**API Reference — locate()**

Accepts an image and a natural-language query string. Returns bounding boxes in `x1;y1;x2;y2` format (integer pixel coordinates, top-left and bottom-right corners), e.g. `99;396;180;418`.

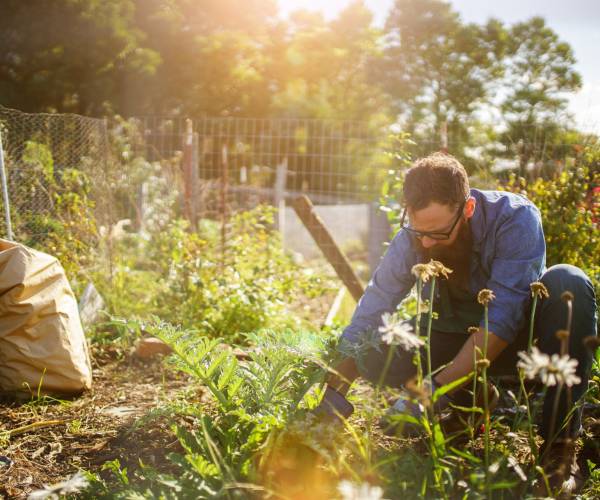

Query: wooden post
221;144;228;268
440;120;448;154
292;195;364;302
182;119;194;226
191;131;199;227
368;201;391;275
273;157;287;234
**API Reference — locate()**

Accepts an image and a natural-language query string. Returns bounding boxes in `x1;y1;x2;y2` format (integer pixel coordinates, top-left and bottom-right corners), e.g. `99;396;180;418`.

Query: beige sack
0;239;92;396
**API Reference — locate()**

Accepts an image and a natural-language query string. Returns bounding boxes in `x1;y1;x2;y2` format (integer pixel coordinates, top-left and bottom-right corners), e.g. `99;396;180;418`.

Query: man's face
408;199;476;288
407;201;469;250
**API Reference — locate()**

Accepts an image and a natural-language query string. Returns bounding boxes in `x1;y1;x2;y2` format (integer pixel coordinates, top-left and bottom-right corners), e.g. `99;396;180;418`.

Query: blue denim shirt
341;189;546;345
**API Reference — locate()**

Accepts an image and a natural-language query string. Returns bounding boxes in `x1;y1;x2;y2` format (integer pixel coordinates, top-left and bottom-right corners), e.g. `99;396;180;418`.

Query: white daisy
379;313;424;351
338;480;384;500
517;347;581;387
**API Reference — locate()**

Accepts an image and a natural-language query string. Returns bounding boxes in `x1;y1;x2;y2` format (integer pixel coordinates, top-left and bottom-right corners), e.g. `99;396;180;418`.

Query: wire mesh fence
0;105;597;297
0;106;110;249
136;116;393;277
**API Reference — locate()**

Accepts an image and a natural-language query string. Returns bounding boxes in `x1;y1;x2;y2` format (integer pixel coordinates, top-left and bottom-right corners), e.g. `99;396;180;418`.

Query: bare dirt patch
0;346;189;499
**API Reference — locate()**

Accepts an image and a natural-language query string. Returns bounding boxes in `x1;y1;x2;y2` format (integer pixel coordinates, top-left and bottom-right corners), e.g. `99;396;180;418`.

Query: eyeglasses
400;200;466;241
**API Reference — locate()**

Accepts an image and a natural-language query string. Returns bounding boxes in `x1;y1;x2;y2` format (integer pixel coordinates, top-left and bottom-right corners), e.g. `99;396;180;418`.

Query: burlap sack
0;239;92;396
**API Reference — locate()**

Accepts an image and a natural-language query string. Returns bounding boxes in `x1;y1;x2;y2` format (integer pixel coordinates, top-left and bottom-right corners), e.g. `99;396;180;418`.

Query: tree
267;2;393;195
0;0;159;115
131;0;278;116
499;17;582;177
377;0;507;168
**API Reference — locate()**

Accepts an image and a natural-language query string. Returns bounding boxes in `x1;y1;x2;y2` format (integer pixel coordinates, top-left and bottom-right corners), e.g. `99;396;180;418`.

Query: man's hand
435;327;508;388
382;377;453;436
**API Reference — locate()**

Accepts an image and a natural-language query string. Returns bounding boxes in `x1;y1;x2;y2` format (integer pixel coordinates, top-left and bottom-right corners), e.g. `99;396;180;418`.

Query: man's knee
358;345;416;388
540;264;595;302
538;263;597;347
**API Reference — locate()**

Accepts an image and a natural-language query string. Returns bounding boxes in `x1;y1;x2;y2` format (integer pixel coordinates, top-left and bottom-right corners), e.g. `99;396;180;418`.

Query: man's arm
326;230;418;396
434;327;508;388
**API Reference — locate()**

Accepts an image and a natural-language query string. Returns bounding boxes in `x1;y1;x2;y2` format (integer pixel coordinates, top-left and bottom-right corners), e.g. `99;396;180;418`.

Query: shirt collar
469;189;485;254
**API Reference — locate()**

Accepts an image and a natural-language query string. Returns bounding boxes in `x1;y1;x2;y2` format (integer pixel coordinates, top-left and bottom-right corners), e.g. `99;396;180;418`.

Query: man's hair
403;153;470;210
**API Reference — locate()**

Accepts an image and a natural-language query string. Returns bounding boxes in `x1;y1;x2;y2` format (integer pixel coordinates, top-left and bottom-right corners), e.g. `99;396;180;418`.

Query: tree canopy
0;0;592;177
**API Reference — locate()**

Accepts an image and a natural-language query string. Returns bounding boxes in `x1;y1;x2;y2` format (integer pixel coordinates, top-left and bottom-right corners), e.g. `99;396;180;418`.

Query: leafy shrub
84;321;336;498
93;206;334;342
500;162;599;294
9;140;97;284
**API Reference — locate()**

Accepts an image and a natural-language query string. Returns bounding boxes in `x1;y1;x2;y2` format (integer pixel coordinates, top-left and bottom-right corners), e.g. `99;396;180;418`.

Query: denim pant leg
536;264;598;441
358;330;467;388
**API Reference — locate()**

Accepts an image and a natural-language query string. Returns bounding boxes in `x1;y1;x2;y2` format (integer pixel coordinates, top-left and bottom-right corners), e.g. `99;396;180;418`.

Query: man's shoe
312;386;354;422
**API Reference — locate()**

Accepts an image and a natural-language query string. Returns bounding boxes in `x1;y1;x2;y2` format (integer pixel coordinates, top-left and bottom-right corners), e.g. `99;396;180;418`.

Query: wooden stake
292;195;364;302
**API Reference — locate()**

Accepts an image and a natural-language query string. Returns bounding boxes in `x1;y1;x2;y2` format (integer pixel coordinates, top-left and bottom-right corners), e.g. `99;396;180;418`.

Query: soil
0;345;190;499
1;343;599;499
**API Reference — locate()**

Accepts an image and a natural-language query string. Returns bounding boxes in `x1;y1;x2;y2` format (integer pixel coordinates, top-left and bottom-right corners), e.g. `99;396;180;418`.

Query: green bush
500;161;599;294
93;206;334;343
9;140;97;284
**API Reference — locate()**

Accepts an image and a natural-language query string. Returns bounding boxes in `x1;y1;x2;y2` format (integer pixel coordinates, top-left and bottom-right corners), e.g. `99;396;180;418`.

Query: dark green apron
420;278;483;335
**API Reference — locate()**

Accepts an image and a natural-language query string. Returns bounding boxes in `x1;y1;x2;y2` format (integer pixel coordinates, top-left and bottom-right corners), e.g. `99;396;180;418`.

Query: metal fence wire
0;106;596;289
0;105;110;249
135;117;394;275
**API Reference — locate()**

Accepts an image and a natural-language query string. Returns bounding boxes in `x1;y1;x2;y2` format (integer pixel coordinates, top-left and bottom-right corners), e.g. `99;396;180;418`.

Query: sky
278;0;600;132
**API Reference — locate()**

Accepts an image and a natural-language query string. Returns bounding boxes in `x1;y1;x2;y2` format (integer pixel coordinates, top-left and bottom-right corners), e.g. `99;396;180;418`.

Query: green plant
92;206;333;343
82;319;336;498
9;140;97;284
501;161;599;294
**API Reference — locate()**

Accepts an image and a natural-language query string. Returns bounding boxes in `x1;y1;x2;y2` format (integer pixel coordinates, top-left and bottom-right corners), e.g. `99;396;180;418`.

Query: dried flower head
338;481;384;500
530;281;549;299
417;301;430;315
476;359;490;370
411;263;434;283
477;289;496;306
429;259;453;279
379;313;424;351
517;347;581;387
561;291;575;303
405;377;430;406
467;326;480;335
583;335;600;352
555;329;570;342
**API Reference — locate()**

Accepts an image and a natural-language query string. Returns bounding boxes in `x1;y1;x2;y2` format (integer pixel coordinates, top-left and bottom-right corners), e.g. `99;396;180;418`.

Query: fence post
440;120;448;154
368;201;391;275
0;129;13;241
182;119;195;228
273;157;287;236
221;144;229;268
292;195;364;302
191;130;199;227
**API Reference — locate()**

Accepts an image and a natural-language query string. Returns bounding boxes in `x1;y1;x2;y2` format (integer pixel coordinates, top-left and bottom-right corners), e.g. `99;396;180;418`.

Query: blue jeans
355;264;597;442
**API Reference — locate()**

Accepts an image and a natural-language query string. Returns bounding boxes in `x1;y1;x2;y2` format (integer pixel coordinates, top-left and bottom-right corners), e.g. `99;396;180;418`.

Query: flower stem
426;277;436;380
482;304;490;492
512;294;539;432
415;279;424;386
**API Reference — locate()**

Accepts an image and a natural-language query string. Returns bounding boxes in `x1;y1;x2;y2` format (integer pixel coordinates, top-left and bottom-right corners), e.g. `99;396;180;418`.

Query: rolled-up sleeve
481;205;546;343
341;230;418;345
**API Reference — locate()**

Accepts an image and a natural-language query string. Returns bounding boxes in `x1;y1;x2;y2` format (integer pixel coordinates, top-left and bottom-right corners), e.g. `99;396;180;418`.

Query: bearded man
314;153;597;493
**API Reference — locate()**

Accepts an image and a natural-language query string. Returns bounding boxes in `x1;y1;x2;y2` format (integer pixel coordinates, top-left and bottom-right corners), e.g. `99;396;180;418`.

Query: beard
415;219;473;292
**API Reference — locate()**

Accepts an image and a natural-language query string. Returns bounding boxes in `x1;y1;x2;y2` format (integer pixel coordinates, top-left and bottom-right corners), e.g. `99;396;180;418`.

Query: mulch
1;343;599;499
0;346;190;499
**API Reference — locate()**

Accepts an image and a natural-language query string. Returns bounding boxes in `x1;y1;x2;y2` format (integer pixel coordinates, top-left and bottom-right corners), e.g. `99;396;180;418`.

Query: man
315;153;597;490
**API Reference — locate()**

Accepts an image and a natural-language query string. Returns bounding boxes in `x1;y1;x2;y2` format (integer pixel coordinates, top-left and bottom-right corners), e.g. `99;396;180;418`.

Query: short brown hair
403;153;469;210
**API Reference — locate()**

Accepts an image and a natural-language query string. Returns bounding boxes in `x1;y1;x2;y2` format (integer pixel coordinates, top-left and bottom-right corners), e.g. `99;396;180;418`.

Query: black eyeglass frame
400;199;467;241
